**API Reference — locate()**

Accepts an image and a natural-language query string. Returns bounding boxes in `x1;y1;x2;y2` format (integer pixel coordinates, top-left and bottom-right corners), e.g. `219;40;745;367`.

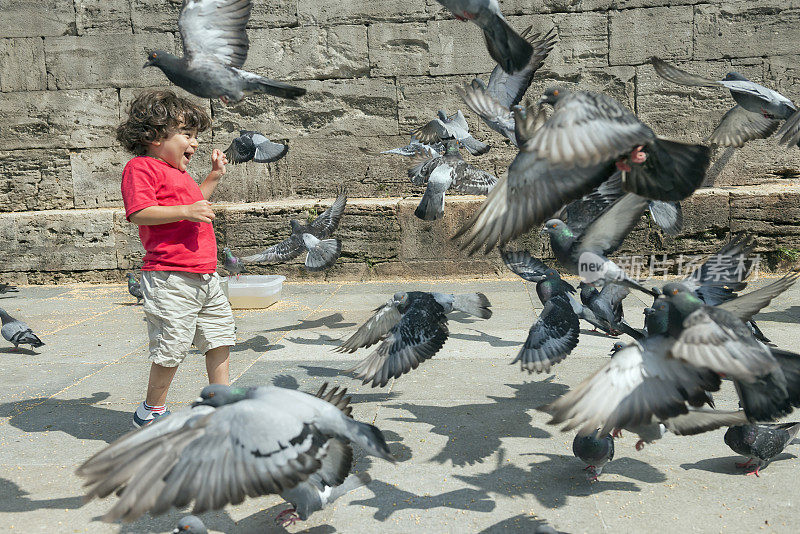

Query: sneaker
132;408;171;429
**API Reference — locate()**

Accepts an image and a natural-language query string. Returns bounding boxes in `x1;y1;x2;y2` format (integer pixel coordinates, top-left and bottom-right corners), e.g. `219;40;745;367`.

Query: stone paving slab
1;277;799;533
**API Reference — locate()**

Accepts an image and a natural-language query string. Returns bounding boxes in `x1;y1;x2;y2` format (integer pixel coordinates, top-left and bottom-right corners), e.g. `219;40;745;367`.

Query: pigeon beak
191;397;203;407
643;307;654;316
540;228;547;236
536;96;547;105
143;60;153;69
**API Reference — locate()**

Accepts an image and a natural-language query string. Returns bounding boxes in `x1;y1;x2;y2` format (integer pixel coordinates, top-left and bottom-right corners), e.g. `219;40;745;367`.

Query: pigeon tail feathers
452;293;493;319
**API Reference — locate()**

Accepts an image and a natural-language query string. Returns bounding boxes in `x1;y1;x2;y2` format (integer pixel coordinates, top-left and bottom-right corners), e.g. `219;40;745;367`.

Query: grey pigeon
652;57;797;147
541;299;722;436
0;308;44;350
458;27;557;144
144;0;305;104
224;130;288;164
126;273;143;304
454;91;709;255
173;515;206;534
724;422;800;476
622;408;748;451
242;193;346;272
578;282;634;336
222;247;247;277
276;384;371;526
511;269;580;374
381;138;445;157
434;0;533;74
412;110;489;156
76;383;395;522
409;141;498;221
0;283;18;294
336;291;492;387
572;430;614;481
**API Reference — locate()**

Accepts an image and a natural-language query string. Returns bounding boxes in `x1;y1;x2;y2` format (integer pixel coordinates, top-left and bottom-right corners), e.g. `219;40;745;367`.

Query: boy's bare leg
145;362;178;407
206;345;230;385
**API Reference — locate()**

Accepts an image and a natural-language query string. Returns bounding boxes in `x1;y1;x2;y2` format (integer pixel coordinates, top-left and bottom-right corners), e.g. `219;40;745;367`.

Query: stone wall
1;0;799;282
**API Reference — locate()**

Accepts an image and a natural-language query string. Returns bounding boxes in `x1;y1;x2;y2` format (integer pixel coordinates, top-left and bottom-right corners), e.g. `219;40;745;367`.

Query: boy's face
146;122;199;172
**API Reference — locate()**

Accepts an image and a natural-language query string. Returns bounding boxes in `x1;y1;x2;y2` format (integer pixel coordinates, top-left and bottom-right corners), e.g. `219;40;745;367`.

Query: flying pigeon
622;408;748;451
126;273;143;304
578;282;634;336
453;91;710;255
224;130;288;164
433;0;534;74
173;516;207;534
0;308;44;350
651;57;798;147
242;192;346;272
512;269;580;373
408;141;498;221
412;110;489;156
276;384;371;526
76;383;395;522
222;247;247;278
336;291;492;387
572;430;614;481
724;422;800;476
143;0;305;104
0;283;18;294
381;138;445;157
458;27;557;144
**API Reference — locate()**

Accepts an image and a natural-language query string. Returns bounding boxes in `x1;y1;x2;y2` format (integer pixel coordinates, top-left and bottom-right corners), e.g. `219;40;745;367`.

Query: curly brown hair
116;90;211;155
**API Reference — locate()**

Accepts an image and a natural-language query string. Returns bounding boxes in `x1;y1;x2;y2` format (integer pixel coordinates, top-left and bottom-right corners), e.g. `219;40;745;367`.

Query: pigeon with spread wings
224;130;288;163
412;110;489;156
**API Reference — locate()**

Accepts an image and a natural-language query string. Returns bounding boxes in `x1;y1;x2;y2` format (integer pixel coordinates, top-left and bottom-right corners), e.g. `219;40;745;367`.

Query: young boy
117;90;235;428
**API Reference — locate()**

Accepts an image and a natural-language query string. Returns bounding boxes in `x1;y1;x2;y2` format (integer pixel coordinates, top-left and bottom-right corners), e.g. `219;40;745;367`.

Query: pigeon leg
275;508;301;526
615;159;632;172
612;429;623;438
220;95;230;105
735;458;754;468
583;464;595;471
745;466;761;477
587;468;600;482
634;439;646;451
630;145;647;164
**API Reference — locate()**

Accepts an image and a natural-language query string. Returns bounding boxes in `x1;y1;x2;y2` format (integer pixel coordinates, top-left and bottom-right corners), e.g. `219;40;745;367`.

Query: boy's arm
130;201;215;225
199;149;227;199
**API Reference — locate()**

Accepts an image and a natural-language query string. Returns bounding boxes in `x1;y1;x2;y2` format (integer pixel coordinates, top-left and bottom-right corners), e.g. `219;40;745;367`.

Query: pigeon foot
220;96;230;105
275;508;301;526
745;467;761;477
612;429;623;438
583;465;595;471
634;439;646;451
630;145;647;164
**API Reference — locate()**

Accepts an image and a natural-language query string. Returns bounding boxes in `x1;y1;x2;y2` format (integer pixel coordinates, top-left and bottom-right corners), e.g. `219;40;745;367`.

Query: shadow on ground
0;478;84;513
264;313;356;333
449;329;520;348
680;453;796;475
0;392;131;443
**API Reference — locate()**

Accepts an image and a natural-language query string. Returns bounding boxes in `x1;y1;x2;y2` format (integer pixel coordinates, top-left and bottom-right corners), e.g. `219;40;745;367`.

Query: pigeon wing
575;193;649;257
224;134;255;164
310;193;348;238
651;57;721;88
450;161;498;195
458;80;516;142
179;0;252;68
511;296;580;373
552;171;625;239
487;27;557;109
716;270;800;321
500;249;549;282
663;408;748;436
707;105;780;147
252;134;289;163
412;119;450;145
336;300;403;353
407;147;444;185
241;235;304;263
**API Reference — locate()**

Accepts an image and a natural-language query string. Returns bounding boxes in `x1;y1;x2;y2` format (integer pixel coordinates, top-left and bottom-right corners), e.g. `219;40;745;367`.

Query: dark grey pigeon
224;130;288;164
453;91;709;255
408;141;497;221
0;308;44;350
434;0;533;74
579;282;633;336
542;299;722;436
0;283;18;294
724;422;800;476
512;269;580;374
459;27;556;144
126;273;143;304
173;515;206;534
572;430;614;481
242;193;346;272
652;58;797;147
276;384;371;526
144;0;305;104
381;138;445;157
336;291;492;387
222;247;247;277
76;383;395;523
412;110;489;156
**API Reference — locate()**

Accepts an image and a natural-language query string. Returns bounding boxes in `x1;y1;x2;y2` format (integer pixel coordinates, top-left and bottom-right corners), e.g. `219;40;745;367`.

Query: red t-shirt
121;156;217;272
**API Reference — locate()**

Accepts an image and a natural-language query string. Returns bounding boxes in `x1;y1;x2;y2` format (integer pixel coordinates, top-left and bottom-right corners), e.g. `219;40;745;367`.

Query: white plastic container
221;274;285;309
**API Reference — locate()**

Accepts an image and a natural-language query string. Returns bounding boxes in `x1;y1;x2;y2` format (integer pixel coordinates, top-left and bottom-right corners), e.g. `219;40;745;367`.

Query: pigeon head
662;282;703;316
173;515;207;534
609;341;626;356
538;87;568;107
392;291;410;309
542;219;573;241
644;299;671;335
579;282;597;299
437;110;448;121
723;72;749;82
143;49;178;69
444;139;461;155
193;384;248;408
0;308;10;323
222;247;236;260
126;272;136;281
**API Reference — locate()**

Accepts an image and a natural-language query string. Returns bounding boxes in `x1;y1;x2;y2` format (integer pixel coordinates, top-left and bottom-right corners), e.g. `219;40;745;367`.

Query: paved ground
2;276;800;533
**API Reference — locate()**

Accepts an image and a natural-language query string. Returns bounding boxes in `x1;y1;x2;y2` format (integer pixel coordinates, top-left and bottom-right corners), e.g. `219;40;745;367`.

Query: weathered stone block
114;209;146;270
707;143;800;187
247;25;369;81
75;0;132;35
0;149;73;212
731;184;800;250
550;12;608;68
297;0;431;25
130;0;183;34
610;6;693;65
0;1;76;38
397;74;483;132
119;86;212;119
500;0;611;14
0;89;119;150
428;19;496;75
45;33;177;89
764;55;800;102
249;0;298;28
212;78;399;139
694;1;800;60
70;148;131;208
368;22;430;77
0;209;116;271
0;38;47;92
207;150;294;203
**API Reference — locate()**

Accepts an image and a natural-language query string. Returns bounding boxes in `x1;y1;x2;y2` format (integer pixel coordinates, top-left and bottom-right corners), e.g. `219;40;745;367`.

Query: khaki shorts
141;271;235;367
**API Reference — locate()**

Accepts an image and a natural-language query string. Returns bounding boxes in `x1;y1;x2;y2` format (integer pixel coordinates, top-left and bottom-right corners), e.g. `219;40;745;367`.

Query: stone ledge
3;184;800;283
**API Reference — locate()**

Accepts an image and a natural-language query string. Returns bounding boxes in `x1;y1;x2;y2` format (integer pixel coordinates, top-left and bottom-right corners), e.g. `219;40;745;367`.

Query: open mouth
183;151;193;162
